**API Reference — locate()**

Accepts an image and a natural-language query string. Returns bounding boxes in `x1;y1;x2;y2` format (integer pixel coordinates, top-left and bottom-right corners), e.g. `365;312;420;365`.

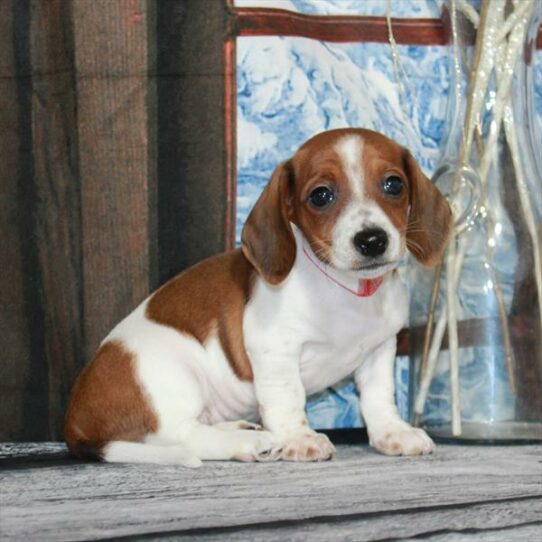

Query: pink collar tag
302;245;384;298
357;276;384;297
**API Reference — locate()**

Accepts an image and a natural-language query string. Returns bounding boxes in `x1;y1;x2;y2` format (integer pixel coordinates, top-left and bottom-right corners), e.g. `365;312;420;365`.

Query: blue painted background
234;0;542;429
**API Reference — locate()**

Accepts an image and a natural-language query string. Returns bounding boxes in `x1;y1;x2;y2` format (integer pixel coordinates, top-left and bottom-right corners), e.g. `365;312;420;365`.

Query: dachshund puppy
65;128;452;467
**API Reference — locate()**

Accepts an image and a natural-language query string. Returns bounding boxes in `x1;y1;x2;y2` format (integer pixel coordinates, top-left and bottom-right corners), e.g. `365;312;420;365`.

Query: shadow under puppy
65;128;452;467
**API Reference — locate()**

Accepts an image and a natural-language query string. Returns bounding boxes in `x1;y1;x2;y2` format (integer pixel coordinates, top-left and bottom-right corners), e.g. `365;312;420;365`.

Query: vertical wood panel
0;0;41;440
157;0;229;282
72;0;156;358
28;0;82;439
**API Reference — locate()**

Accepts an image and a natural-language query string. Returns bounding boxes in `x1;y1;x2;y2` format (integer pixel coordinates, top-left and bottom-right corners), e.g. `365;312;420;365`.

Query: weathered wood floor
1;442;541;541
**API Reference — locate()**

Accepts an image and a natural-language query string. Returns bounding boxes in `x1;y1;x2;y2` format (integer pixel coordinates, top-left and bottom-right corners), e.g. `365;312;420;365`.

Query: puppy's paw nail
234;431;281;462
257;446;282;462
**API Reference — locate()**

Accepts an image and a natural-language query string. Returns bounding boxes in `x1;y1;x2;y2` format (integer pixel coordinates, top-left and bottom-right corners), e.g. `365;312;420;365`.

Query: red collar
302;245;384;297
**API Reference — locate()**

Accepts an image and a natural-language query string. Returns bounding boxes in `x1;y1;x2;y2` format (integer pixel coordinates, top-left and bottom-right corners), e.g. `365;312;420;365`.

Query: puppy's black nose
353;228;388;257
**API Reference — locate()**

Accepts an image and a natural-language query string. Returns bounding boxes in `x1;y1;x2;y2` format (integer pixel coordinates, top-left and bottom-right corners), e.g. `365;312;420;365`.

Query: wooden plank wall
156;0;230;282
73;0;157;359
0;0;229;441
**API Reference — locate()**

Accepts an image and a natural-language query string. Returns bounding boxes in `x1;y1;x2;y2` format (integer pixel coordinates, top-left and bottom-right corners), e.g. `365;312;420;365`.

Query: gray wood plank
0;442;67;459
1;444;541;541
409;524;542;541
138;500;542;541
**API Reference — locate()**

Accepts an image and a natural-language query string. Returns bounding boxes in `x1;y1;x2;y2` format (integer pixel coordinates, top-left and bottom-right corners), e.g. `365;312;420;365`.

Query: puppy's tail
69;439;202;468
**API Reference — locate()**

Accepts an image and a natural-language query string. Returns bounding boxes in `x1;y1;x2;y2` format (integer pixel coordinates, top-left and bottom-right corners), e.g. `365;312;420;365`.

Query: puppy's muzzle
353;228;389;258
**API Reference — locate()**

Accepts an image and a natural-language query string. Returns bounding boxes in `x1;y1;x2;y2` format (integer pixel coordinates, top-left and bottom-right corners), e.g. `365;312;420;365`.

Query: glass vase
409;0;542;441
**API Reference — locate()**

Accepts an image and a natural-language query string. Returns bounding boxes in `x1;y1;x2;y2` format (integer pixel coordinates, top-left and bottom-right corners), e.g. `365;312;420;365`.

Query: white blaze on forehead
330;134;404;272
334;135;364;198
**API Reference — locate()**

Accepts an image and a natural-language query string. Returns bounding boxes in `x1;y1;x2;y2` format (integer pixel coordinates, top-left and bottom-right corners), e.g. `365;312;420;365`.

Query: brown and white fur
65;128;452;467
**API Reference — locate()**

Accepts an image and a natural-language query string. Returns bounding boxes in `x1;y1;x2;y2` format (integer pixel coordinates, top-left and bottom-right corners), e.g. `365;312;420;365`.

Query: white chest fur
243;242;408;398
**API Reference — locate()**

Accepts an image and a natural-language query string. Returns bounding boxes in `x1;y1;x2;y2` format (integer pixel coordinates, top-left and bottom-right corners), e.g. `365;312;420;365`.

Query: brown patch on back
146;250;255;381
64;341;158;460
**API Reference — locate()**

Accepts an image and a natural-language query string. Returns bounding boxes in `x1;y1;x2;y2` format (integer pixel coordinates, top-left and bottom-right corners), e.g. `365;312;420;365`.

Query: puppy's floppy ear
241;160;296;285
404;151;453;267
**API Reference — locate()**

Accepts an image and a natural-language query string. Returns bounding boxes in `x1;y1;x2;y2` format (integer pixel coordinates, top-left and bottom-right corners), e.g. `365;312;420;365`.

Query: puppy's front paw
281;432;336;462
370;423;435;456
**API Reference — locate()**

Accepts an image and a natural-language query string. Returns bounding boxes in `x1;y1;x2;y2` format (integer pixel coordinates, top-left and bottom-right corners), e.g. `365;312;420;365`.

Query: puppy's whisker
402;226;447;241
406;238;426;258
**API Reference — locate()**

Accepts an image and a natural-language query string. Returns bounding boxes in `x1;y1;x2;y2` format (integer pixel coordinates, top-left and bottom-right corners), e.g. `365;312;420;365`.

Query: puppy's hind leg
185;422;282;462
140;359;279;462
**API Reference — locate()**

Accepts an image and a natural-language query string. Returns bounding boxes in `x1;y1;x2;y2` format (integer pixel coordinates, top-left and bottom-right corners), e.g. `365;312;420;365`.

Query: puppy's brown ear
404;151;453;266
241;160;296;285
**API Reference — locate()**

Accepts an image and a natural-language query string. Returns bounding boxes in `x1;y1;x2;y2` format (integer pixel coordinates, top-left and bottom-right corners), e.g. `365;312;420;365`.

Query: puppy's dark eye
308;186;335;209
382;176;404;197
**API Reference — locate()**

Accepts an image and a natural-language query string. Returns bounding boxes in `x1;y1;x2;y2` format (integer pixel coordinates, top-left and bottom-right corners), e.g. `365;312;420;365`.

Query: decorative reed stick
499;1;542;332
413;246;465;421
412;262;442;427
472;127;517;394
446;236;461;435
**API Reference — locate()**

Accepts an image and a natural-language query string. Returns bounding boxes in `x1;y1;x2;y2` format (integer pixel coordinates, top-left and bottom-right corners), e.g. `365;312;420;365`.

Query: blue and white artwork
237;36;448;428
235;7;542;430
237;38;449;242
